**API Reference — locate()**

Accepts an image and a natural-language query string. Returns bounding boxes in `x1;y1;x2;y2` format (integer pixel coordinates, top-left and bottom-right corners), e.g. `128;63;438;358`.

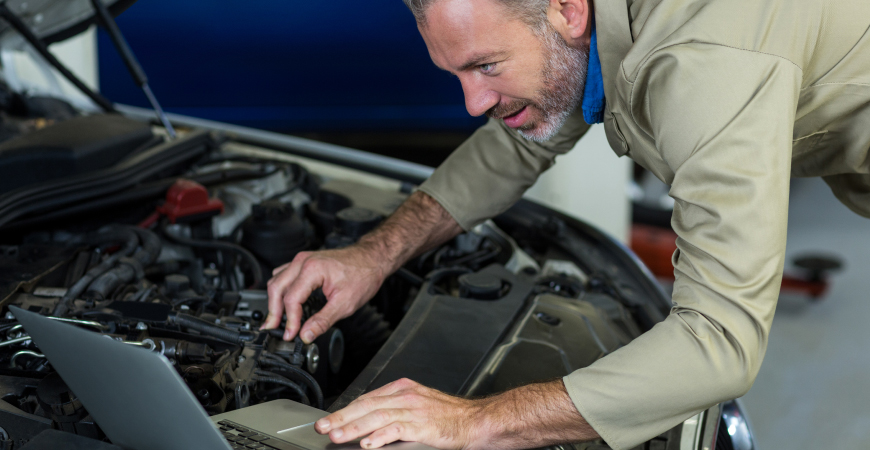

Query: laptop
9;306;429;450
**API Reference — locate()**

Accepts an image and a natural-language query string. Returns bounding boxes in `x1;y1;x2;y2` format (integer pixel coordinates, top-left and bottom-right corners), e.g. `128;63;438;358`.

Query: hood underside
0;0;135;45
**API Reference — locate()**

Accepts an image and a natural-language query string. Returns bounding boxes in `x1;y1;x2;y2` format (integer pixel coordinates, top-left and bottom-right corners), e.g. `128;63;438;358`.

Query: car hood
0;0;136;45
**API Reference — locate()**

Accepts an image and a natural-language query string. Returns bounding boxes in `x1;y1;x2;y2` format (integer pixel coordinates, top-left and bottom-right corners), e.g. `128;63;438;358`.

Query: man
263;0;870;448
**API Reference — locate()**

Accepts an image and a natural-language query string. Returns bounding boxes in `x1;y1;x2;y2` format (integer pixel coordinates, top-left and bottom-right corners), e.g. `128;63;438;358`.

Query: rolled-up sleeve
418;109;590;230
563;44;801;450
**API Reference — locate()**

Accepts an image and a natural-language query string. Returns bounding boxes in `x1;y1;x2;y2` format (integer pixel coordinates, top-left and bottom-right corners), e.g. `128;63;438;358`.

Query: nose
460;76;499;117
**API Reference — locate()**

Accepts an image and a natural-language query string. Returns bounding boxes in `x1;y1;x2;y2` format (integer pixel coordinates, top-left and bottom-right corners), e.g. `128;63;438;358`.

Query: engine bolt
237;356;246;364
136;322;148;331
305;344;320;374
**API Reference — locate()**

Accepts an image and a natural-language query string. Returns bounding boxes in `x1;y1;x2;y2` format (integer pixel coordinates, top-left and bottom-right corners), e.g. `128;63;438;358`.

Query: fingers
265;247;384;342
282;300;304;341
362;421;425;449
298;294;352;344
263;254;308;331
316;380;419;435
281;263;325;341
324;408;411;444
315;380;474;450
272;262;291;276
316;395;394;436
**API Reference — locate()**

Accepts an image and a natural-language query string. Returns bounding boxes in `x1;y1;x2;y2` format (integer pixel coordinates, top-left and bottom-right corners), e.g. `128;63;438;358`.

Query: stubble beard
488;29;589;143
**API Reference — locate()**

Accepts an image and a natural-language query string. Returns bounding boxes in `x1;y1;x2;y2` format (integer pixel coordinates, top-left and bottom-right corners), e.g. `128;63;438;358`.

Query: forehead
419;0;540;71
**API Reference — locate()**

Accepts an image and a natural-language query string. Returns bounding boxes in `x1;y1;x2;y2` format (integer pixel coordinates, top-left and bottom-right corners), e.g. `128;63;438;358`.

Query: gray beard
517;30;589;143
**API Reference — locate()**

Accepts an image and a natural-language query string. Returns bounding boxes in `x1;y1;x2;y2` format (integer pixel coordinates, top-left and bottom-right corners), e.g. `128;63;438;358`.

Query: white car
0;2;754;450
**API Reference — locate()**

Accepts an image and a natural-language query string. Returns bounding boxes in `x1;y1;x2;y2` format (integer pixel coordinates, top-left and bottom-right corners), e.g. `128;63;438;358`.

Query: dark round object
242;200;313;270
36;373;87;422
308;190;353;236
458;272;503;300
315;190;352;214
335;207;384;240
793;255;843;273
251;200;294;222
164;274;190;295
314;328;345;375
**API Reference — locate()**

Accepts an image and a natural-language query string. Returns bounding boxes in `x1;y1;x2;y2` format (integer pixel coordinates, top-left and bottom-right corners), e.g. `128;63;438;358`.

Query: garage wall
524;124;632;243
8;26;98;103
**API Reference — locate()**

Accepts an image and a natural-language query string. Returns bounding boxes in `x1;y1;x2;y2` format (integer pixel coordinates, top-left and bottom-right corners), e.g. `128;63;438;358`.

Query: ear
548;0;592;45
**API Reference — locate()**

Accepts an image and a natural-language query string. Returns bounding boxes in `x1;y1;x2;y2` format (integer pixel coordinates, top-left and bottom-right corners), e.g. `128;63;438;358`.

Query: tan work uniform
418;0;870;448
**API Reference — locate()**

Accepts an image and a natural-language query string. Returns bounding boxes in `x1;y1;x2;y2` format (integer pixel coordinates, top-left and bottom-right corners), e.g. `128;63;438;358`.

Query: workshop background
26;0;870;447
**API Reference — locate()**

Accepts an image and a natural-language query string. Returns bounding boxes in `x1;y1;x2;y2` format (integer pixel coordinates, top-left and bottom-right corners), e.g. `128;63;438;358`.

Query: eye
478;63;496;74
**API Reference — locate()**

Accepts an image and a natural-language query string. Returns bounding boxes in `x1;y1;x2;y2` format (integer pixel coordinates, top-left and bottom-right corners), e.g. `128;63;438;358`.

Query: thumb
299;299;351;344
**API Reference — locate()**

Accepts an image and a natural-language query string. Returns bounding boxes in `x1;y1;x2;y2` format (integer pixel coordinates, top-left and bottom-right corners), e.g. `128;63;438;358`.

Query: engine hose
258;358;324;409
253;372;310;406
132;227;163;264
161;223;264;289
86;227;162;299
168;313;255;344
54;227;139;316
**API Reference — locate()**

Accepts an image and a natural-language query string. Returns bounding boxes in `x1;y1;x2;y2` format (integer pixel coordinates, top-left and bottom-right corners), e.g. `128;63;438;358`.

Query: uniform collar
592;0;634;114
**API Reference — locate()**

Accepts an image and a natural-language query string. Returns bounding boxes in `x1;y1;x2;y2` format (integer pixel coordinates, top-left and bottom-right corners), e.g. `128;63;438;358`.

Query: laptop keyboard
218;420;303;450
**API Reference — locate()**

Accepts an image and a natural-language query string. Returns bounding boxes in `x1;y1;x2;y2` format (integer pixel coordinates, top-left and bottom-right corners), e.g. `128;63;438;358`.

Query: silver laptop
9;306;428;450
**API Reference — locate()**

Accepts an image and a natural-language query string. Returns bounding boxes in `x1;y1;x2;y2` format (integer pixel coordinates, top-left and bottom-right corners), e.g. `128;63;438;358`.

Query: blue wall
98;0;485;132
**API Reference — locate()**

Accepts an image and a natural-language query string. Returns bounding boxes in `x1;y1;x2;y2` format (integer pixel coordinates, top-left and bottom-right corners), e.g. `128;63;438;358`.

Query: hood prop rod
90;0;176;139
0;4;115;113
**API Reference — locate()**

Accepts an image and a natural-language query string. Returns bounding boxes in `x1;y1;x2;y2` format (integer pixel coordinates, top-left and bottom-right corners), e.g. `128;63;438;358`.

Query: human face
419;0;589;142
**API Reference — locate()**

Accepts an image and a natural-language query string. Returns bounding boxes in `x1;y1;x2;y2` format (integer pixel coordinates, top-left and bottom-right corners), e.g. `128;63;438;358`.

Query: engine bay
0;117;672;448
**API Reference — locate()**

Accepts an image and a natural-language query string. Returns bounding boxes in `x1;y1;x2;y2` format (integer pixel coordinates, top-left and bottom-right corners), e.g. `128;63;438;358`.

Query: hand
314;378;483;450
263;245;387;343
315;378;599;450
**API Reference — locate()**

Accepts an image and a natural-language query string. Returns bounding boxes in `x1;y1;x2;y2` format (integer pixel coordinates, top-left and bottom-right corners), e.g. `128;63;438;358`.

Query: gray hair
402;0;551;31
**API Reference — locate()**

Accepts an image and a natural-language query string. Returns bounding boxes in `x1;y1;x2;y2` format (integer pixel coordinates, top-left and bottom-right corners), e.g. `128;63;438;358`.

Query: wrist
465;381;598;450
351;236;396;282
461;388;527;450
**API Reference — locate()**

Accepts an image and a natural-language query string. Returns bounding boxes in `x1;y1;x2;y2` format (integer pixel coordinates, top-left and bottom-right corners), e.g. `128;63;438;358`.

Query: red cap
157;179;224;223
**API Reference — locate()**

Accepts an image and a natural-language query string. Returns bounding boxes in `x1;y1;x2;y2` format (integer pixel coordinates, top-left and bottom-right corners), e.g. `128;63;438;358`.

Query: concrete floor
740;177;870;449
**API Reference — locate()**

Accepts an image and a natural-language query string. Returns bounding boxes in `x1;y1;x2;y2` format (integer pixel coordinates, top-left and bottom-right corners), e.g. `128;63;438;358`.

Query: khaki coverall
417;0;870;448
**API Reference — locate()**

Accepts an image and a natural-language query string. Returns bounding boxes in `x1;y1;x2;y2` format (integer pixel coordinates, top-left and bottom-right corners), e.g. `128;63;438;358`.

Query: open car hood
0;0;135;45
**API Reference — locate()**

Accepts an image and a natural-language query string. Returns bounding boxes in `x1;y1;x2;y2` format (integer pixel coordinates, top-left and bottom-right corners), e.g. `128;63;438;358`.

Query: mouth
501;106;529;129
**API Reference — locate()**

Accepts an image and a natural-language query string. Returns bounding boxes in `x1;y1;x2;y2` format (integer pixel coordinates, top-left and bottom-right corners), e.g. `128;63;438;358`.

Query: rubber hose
253;373;310;406
54;227;139;316
132;227;162;264
86;265;136;300
259;359;324;409
168;313;255;344
87;227;162;299
161;223;264;289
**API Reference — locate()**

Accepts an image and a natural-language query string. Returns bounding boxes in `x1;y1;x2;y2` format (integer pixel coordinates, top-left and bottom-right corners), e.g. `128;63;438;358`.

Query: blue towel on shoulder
581;28;606;125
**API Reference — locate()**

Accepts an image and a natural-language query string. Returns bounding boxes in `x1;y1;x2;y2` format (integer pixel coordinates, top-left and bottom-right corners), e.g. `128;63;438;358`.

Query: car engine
0;112;700;449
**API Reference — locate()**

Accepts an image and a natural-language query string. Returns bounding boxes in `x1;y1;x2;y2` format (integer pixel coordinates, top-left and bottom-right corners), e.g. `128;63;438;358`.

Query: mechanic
263;0;870;448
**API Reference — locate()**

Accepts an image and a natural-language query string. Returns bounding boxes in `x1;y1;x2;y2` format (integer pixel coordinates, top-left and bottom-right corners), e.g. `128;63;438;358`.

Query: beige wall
523;124;632;243
8;26;98;105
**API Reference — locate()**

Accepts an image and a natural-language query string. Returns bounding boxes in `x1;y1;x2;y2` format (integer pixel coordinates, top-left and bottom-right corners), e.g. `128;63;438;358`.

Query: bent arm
264;190;461;342
267;108;590;342
564;45;800;450
356;190;463;276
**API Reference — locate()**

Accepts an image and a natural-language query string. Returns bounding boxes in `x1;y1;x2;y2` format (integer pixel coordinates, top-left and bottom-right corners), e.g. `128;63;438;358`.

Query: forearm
474;380;599;450
356;190;462;275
